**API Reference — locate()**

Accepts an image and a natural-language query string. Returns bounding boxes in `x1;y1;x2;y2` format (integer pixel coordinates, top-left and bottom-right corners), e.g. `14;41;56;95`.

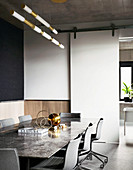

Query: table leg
26;158;30;170
20;157;30;170
124;111;126;136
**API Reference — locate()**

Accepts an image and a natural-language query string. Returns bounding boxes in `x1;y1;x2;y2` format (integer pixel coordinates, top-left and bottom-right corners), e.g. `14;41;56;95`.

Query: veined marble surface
0;118;97;158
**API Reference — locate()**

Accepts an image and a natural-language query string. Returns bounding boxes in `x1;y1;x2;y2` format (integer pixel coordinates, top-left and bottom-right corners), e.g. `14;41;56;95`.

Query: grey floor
77;123;133;170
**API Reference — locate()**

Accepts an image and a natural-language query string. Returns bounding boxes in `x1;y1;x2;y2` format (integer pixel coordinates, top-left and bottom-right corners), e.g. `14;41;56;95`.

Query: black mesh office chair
0;148;20;170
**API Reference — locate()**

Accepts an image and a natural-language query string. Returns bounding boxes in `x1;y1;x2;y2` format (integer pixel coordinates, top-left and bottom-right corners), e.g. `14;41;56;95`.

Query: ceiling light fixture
21;4;58;35
10;10;64;49
51;0;67;3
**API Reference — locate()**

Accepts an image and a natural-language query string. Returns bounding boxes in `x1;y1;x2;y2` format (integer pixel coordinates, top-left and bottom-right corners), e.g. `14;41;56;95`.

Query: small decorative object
35;110;49;128
48;128;61;138
33;111;62;138
18;127;48;136
122;82;133;102
60;124;67;131
48;124;67;138
48;113;61;126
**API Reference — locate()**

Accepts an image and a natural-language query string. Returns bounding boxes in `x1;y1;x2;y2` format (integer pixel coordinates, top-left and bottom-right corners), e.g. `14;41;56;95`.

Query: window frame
119;61;133;101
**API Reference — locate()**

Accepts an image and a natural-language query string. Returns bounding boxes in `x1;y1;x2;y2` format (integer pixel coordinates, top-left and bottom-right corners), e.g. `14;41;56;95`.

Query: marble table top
0;118;97;158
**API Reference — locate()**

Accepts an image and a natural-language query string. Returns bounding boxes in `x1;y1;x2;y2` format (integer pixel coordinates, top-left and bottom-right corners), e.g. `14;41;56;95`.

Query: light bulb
52;29;58;35
34;26;42;33
36;15;50;28
42;32;52;40
22;4;32;14
52;38;59;45
22;4;58;34
59;44;65;49
10;10;25;22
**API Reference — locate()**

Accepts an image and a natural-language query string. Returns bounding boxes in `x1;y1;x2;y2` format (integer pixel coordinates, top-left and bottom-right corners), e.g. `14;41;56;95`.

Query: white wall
71;31;119;143
0;101;24;123
24;31;69;100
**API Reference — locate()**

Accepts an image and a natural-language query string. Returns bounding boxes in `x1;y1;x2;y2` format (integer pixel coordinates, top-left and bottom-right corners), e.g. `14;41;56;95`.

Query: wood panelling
24;101;43;119
24;100;70;119
42;101;70;117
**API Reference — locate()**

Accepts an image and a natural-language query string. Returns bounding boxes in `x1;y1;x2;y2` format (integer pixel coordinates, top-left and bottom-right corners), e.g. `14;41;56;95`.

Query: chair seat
78;149;90;162
31;157;64;170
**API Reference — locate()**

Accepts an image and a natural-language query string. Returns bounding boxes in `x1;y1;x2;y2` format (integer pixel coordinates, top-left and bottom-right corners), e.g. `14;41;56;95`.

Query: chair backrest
0;148;20;170
95;118;103;140
0;118;15;128
18;115;32;123
63;135;82;170
83;124;93;151
60;113;81;118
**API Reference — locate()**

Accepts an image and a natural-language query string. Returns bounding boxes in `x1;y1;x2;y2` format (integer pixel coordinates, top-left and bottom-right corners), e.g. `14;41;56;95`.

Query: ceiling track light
21;4;58;35
10;10;64;49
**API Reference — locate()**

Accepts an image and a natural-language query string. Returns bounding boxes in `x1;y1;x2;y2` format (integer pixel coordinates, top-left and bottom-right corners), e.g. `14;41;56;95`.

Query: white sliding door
71;31;119;143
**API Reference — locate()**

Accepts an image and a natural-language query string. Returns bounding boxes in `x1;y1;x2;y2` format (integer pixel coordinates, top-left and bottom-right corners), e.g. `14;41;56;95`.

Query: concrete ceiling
1;0;133;30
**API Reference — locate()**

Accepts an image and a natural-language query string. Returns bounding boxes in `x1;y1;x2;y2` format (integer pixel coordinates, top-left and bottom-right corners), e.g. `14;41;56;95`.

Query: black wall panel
0;18;24;101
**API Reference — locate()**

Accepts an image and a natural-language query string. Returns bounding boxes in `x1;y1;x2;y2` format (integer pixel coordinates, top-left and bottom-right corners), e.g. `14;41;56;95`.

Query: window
119;62;133;100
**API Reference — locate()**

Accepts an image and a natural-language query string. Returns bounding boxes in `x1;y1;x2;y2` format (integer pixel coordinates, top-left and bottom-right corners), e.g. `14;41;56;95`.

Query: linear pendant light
10;10;64;49
21;4;58;35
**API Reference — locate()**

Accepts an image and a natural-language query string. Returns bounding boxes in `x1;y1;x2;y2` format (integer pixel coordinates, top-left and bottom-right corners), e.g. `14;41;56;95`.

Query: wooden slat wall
24;100;70;119
24;101;42;119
